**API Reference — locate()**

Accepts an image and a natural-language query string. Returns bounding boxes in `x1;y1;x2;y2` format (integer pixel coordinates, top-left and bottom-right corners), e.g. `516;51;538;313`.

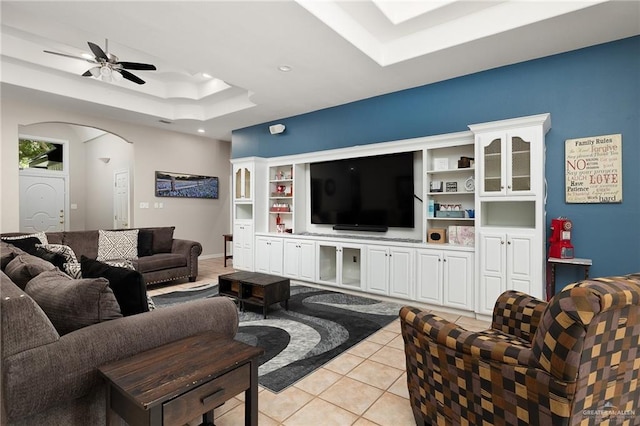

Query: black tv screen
310;152;415;230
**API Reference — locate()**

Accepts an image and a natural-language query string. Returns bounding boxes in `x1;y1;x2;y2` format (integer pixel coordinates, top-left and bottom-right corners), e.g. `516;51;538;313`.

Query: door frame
18;134;70;231
113;168;131;229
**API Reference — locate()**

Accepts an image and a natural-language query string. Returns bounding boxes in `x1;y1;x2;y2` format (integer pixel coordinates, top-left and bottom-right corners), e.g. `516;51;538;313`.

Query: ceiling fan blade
117;62;156;71
44;50;97;63
88;41;108;61
119;69;146;85
82;67;100;77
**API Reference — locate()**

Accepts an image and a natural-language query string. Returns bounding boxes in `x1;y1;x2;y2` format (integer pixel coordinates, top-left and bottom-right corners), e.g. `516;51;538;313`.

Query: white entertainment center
231;114;551;319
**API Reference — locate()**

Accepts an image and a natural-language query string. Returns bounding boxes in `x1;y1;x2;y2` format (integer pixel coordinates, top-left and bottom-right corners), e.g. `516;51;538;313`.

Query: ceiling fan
44;39;156;85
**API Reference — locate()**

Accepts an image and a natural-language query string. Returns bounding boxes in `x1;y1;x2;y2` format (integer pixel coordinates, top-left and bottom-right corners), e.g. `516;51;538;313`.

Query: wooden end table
218;271;290;319
99;331;264;426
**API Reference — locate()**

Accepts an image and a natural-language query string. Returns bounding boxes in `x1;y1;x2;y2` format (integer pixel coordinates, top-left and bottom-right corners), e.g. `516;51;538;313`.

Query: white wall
84;132;133;230
1;97;232;257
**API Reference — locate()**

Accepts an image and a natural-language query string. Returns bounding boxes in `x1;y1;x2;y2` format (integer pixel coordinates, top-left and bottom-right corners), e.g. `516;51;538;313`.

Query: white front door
114;170;130;228
19;174;65;232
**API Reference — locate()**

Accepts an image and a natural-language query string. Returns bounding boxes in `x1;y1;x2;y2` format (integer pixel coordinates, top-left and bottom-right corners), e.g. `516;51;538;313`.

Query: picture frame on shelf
430;180;443;192
433;158;449;171
446;182;458;192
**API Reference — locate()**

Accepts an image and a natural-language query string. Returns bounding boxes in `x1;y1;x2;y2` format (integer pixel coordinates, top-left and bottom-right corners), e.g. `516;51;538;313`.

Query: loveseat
1;226;201;285
0;242;239;425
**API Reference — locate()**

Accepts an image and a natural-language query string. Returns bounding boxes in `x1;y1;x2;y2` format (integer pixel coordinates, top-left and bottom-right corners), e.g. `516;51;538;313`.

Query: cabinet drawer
163;363;250;425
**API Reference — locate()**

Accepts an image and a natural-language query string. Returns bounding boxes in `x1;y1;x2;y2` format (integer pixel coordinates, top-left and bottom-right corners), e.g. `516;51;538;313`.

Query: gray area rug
152;284;401;392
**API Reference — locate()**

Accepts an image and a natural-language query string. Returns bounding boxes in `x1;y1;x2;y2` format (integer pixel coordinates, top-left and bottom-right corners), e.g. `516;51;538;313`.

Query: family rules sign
565;134;622;203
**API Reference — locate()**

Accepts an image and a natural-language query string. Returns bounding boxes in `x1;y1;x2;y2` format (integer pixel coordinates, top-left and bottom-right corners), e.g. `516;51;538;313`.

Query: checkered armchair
400;276;640;425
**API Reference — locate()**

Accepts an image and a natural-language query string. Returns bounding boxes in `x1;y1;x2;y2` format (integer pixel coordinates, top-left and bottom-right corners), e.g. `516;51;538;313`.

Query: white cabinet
475;127;540;197
477;229;539;315
233;163;253;201
443;251;475;310
255;236;283;275
283;239;315;281
366;246;414;299
317;242;363;289
416;248;474;310
233;222;253;271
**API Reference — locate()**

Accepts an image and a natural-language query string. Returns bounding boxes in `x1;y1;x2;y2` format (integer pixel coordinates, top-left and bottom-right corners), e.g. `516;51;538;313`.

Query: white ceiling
2;1;638;142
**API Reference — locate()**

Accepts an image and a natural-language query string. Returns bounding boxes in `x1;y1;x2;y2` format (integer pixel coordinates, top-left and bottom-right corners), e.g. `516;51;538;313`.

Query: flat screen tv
310;152;415;231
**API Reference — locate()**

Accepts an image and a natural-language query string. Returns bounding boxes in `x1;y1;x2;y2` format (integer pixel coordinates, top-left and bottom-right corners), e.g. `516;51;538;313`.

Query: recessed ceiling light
202;73;212;79
197;128;205;133
278;65;292;72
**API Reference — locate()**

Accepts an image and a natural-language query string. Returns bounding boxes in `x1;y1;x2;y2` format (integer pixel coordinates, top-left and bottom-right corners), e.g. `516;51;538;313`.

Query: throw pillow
63;262;82;279
36;244;78;264
151;227;174;253
1;241;24;269
4;254;56;289
80;256;149;316
138;229;154;257
2;231;48;245
25;269;122;335
97;229;139;261
32;247;67;270
2;236;41;254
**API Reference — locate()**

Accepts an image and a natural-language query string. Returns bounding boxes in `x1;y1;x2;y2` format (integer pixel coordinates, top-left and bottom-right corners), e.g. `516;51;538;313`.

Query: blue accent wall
232;36;640;290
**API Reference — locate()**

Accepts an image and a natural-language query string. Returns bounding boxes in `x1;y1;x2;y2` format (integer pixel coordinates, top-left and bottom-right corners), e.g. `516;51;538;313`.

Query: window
18;138;64;171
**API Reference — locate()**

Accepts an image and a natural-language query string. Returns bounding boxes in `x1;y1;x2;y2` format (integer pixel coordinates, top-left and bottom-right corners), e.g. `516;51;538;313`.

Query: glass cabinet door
509;136;531;192
482;137;502;193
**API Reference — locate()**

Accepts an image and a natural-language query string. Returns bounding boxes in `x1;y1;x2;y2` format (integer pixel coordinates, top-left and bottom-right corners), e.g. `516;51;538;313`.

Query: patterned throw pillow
36;244;78;264
2;232;48;245
63;262;82;279
97;230;139;262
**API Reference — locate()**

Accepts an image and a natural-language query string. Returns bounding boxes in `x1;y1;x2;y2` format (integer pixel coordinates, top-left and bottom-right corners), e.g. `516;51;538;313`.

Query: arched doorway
18;122;133;231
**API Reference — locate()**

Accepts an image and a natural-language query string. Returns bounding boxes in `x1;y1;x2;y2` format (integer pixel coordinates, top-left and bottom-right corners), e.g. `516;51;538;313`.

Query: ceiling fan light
100;66;112;78
112;71;123;81
89;67;100;77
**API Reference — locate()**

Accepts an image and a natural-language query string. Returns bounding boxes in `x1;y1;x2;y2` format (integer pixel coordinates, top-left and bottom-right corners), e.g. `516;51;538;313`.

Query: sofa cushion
62;230;99;259
97;229;139;261
80;256;149;316
151;227;174;253
4;253;56;289
135;253;187;273
25;269;122;335
1;240;25;269
138;229;154;257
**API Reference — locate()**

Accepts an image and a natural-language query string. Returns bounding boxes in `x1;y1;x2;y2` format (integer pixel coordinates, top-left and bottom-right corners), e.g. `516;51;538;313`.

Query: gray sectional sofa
0;237;238;425
1;226;202;286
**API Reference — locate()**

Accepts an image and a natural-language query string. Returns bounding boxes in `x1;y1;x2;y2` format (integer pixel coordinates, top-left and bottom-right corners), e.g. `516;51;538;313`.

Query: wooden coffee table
99;331;264;426
219;271;290;319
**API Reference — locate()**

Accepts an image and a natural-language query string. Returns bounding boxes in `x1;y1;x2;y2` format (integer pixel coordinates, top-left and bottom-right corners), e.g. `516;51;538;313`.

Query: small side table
99;331;263;426
546;257;593;301
223;234;233;267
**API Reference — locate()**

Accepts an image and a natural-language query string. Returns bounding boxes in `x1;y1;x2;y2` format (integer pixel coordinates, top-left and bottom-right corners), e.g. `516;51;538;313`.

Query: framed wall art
155;171;219;199
565;134;622;203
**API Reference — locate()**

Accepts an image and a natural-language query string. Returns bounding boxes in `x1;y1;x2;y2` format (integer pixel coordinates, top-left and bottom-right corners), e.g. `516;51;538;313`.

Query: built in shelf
426;167;475;174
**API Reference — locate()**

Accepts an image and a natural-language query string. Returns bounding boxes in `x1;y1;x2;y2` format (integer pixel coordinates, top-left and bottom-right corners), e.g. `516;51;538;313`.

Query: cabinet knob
501;240;505;245
507;241;511;245
443;258;447;262
507;185;512;189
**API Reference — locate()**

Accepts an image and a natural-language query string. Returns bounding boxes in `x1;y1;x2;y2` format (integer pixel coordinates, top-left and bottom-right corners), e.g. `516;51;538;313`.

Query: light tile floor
147;257;490;426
